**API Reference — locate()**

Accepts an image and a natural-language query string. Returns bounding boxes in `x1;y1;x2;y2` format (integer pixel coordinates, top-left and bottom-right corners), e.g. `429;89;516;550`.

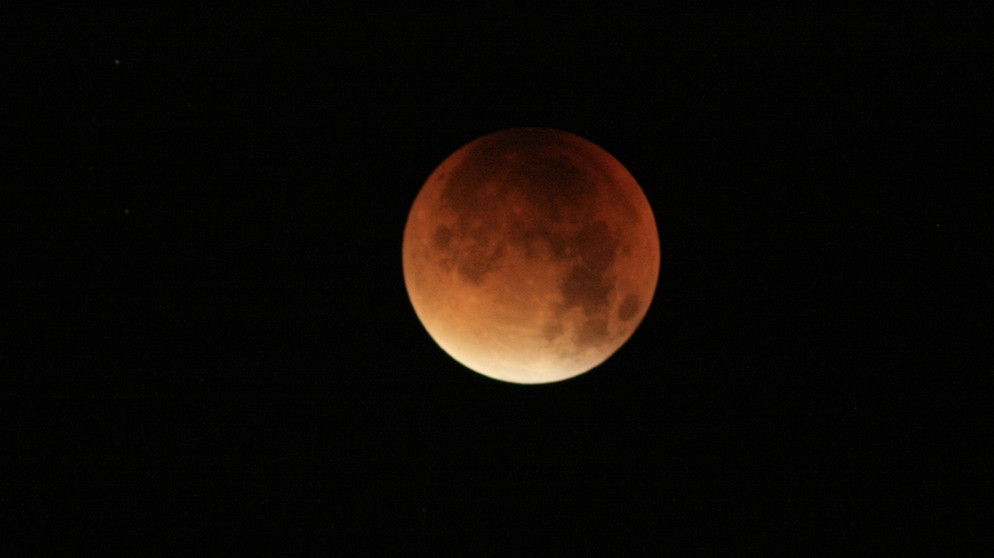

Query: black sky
5;7;991;554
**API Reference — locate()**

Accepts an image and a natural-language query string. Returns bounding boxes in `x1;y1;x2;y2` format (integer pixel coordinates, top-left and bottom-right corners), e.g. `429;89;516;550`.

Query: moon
402;128;660;384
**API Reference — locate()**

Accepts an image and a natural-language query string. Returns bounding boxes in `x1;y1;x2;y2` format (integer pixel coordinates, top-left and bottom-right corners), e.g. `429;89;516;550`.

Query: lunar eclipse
403;128;660;384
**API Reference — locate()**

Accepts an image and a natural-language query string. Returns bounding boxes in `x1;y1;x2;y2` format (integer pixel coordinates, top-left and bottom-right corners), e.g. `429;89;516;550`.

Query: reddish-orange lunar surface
402;128;660;384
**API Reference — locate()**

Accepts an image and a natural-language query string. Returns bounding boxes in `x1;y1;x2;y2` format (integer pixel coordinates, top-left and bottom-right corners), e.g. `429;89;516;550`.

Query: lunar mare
402;128;660;384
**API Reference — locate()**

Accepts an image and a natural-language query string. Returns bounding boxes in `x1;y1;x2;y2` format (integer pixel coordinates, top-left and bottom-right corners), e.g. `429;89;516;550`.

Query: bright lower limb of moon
410;244;626;384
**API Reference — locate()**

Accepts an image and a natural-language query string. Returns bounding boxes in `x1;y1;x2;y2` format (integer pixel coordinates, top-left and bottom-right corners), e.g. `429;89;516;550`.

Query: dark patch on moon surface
559;220;619;316
433;225;453;250
505;154;597;223
561;262;614;315
574;221;616;272
617;294;640;322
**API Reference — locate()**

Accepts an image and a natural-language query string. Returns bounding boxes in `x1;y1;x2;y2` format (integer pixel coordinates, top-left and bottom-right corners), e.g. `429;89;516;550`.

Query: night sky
6;7;990;553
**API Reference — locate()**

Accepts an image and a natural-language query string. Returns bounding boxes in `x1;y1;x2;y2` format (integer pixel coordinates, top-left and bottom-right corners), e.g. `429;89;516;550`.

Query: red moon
402;128;660;384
